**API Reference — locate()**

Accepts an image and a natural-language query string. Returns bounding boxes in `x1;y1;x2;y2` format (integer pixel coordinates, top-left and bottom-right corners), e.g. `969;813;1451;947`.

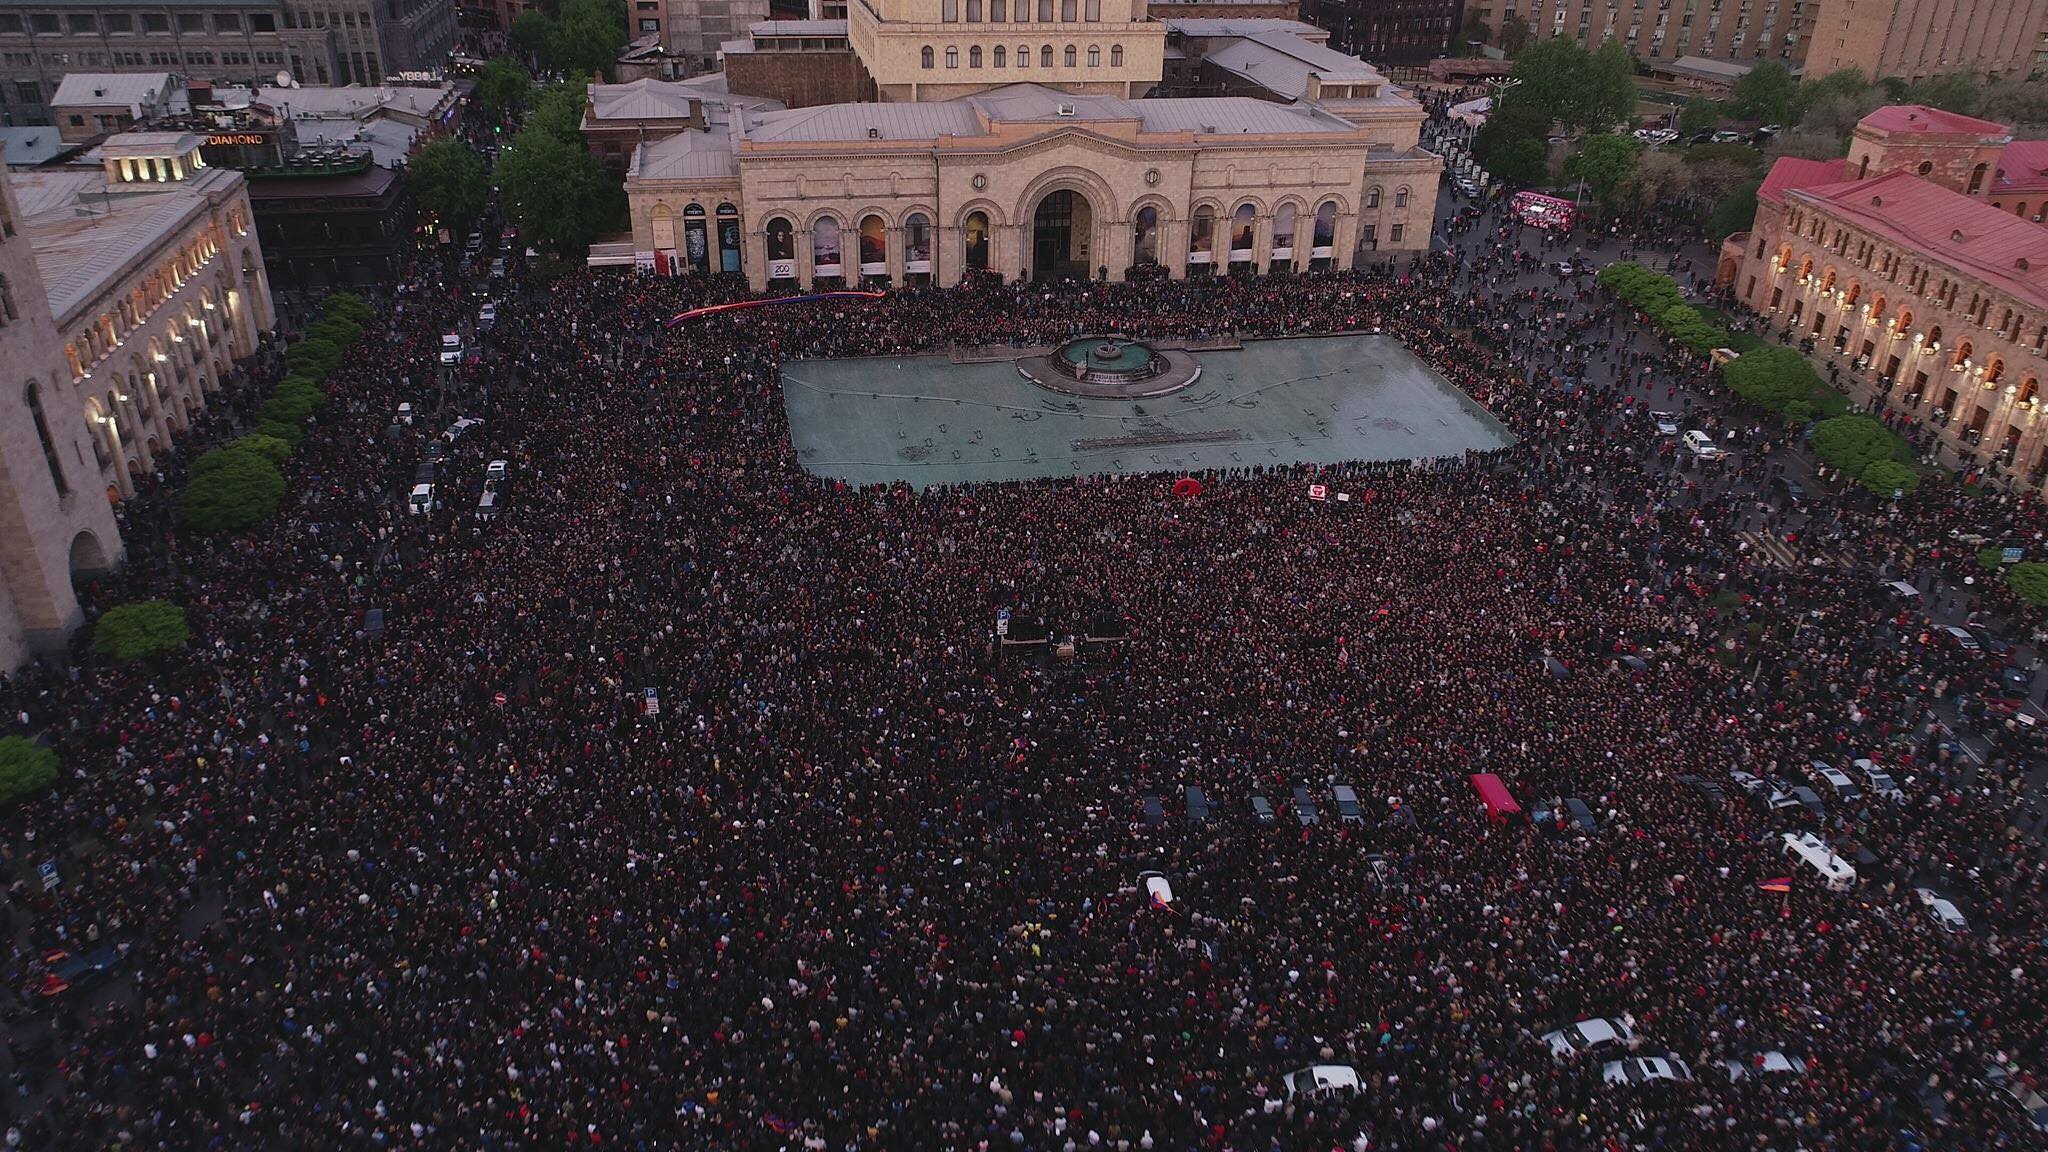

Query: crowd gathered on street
0;167;2045;1152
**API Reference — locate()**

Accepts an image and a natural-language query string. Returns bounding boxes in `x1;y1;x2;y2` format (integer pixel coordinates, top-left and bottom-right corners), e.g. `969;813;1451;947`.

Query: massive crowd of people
0;171;2044;1152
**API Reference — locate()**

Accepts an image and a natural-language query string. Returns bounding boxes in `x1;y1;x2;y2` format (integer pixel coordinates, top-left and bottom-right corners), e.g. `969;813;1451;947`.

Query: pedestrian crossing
1736;532;1859;570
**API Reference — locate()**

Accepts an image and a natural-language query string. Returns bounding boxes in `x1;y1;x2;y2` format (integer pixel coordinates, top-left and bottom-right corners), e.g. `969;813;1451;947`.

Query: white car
1808;760;1861;803
486;459;509;483
1851;758;1904;802
439;333;463;364
1723;1051;1808;1081
478;303;498;328
1651;411;1681;436
1541;1017;1636;1059
444;416;484;443
407;483;434;515
1282;1064;1361;1098
1915;887;1968;934
1682;430;1724;460
396;402;414;426
1603;1055;1693;1086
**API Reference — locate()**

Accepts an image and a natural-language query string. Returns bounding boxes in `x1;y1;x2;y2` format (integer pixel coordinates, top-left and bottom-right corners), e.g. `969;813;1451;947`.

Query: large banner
684;219;709;274
718;219;742;273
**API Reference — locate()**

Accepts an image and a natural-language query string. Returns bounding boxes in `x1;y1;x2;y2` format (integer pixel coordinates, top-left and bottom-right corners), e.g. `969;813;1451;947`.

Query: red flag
1757;877;1793;893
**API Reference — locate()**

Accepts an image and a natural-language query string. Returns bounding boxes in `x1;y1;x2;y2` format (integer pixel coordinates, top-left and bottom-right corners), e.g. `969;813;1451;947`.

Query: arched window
1968;162;1988;195
1272;202;1296;258
1312;201;1338;250
1133;205;1159;265
765;217;797;279
1017;43;1030;65
1063;44;1076;66
23;381;67;495
1987;357;2004;383
970;45;982;66
1857;155;1869;179
943;0;958;17
1087;44;1098;66
1229;203;1256;258
1041;44;1053;66
2020;378;2040;407
858;214;887;273
922;45;934;68
813;217;844;277
964;211;991;270
1366;186;1381;209
2017;201;2030;218
1110;44;1122;66
1189;205;1216;260
1394;186;1409;208
945;46;959;67
904;213;932;272
994;45;1006;65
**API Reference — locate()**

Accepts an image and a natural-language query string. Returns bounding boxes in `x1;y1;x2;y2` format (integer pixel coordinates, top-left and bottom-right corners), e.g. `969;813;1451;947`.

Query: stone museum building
592;7;1440;288
1725;106;2048;490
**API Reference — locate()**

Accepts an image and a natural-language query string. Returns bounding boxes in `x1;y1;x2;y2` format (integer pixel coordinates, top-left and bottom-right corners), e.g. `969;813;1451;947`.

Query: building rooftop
1789;168;2048;307
744;99;986;142
746;18;847;35
1164;17;1328;39
1201;33;1380;100
635;125;740;180
12;165;242;324
1758;156;1847;204
100;131;204;159
729;84;1362;145
50;72;177;111
242;164;399;201
1858;104;2010;138
1993;139;2048;197
1654;55;1752;82
0;127;76;167
1127;96;1356;135
589;78;703;122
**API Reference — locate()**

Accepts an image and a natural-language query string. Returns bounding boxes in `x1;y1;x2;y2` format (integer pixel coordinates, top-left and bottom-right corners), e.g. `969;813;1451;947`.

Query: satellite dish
275;70;293;88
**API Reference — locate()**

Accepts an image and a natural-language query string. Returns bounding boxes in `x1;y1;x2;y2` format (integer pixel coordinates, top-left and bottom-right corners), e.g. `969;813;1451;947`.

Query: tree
1705;178;1759;239
91;600;191;662
1624;150;1693;213
0;738;58;807
1565;134;1640;205
2007;562;2048;606
1792;67;1868;120
229;433;293;466
324;292;373;327
1902;72;1980;115
549;0;626;80
1498;13;1531;55
511;9;554;60
1505;35;1590;126
1455;10;1489;55
285;336;344;382
478;57;533;117
1473;98;1552;185
1723;345;1822;416
1979;77;2048;132
1488;133;1550;187
1678;96;1722;137
1727;61;1798;124
410;138;490;237
1811;414;1906;475
497;125;617;256
178;451;286;531
1579;38;1637;133
1858;458;1920;498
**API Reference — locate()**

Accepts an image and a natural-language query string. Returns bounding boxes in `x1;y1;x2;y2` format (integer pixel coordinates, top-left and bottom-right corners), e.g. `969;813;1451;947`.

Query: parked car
1680;775;1726;807
486;459;510;483
1982;1061;2048;1133
1961;622;2011;659
1603;1055;1693;1086
38;947;124;999
1773;475;1808;504
1184;785;1211;827
408;483;435;515
1250;795;1277;826
1682;430;1724;460
1938;624;1983;654
1851;758;1904;802
1541;1017;1636;1059
1729;770;1767;798
478;302;498;329
1290;785;1319;827
1283;1064;1362;1098
439;333;463;364
1650;411;1681;436
1331;784;1364;825
1140;793;1165;827
1915;887;1968;934
1808;760;1861;803
1723;1051;1807;1082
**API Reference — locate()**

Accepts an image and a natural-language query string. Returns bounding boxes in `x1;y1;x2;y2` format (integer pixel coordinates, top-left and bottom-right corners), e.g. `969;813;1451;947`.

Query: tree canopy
1565;134;1640;206
1727;62;1797;124
178;450;287;531
410;138;490;237
476;57;534;117
0;737;58;807
497;125;620;257
91;600;192;662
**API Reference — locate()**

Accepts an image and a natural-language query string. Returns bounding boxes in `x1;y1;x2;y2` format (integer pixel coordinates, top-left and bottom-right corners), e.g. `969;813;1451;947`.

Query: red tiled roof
1857;104;2010;137
1758;156;1847;204
1787;168;2048;307
1994;140;2048;195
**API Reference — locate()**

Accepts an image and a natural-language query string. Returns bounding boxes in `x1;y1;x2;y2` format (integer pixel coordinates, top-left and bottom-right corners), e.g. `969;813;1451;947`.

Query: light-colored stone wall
1735;200;2048;490
851;0;1168;100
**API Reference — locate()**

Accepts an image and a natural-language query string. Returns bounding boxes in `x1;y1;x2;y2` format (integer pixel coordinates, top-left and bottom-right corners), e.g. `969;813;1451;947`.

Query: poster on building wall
685;219;710;274
634;250;656;271
1188;211;1215;263
813;218;844;278
905;216;933;274
767;218;797;280
719;219;742;273
858;217;887;277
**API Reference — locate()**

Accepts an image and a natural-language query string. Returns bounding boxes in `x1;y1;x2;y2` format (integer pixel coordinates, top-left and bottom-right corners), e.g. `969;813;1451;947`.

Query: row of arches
921;43;1124;69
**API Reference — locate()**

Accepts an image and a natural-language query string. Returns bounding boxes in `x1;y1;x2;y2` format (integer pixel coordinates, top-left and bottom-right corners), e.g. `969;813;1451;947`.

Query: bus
1510;191;1577;231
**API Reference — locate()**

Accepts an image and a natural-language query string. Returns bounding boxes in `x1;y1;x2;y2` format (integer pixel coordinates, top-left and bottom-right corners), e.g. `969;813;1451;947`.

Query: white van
476;490;499;520
439;333;463;364
1282;1064;1361;1099
1851;758;1904;802
1781;832;1856;891
408;483;434;515
486;459;509;483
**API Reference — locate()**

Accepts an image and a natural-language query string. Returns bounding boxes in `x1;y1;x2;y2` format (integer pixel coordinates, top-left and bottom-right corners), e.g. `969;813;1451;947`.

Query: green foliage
477;56;533;116
1455;9;1489;53
2007;562;2048;605
231;433;292;465
1598;262;1735;354
1811;414;1906;476
410;138;491;238
285;336;344;381
1977;547;2006;571
1727;61;1798;124
323;292;373;327
1705;178;1760;240
305;314;362;349
497;121;622;256
177;450;285;531
1504;35;1588;126
1473;98;1553;186
510;9;552;56
1793;68;1868;120
90;600;191;662
254;419;306;447
1565;133;1641;204
549;0;626;79
1498;12;1530;54
258;389;318;430
273;378;328;409
1722;345;1822;416
528;78;591;143
1856;460;1919;497
1678;96;1722;136
1901;72;1980;115
0;737;58;807
1581;38;1638;133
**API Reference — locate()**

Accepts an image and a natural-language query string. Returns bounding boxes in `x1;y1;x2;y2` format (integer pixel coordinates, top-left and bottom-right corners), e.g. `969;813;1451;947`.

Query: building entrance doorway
1032;190;1093;281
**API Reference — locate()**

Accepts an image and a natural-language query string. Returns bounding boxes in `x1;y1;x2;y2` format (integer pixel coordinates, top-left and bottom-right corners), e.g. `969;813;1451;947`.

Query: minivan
1185;785;1211;826
1250;795;1277;826
1290;786;1319;827
476;490;499;520
486;459;509;483
1331;784;1363;824
408;483;434;514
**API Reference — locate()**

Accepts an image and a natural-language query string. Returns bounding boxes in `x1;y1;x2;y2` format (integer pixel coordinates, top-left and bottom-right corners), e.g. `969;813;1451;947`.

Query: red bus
1510;191;1577;231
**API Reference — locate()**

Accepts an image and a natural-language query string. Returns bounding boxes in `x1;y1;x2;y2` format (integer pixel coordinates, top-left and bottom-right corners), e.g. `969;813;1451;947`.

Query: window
102;13;132;31
1394;187;1408;208
969;45;981;65
66;14;95;33
24;382;67;496
992;0;1005;18
1086;44;1098;65
1085;0;1099;16
1133;205;1159;265
1039;0;1052;18
1917;161;1933;176
1063;43;1075;65
967;0;980;17
993;44;1005;65
1061;0;1076;17
943;0;958;19
29;14;56;33
638;18;658;30
1390;223;1405;243
15;81;38;104
142;14;168;32
0;15;18;33
1366;186;1381;209
215;12;240;30
1041;44;1052;65
922;45;934;67
964;211;990;270
251;12;276;31
946;45;958;66
178;13;205;31
1110;44;1121;65
1968;162;1988;195
1363;223;1377;245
